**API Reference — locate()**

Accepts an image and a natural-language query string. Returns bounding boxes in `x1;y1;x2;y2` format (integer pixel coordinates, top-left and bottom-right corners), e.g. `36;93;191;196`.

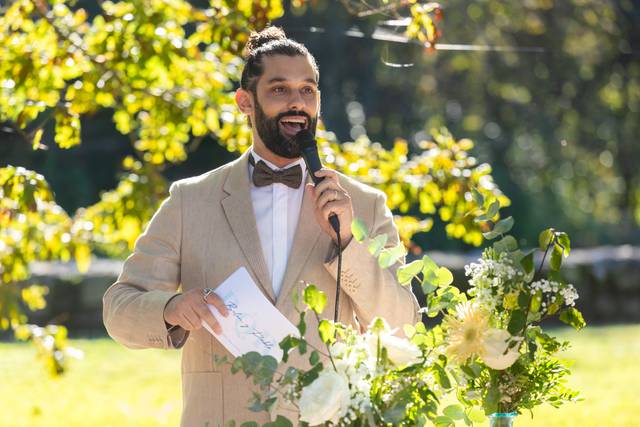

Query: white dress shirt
248;150;308;297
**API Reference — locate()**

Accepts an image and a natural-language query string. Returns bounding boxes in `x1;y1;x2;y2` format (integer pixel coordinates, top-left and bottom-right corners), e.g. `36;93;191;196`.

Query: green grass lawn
0;324;638;426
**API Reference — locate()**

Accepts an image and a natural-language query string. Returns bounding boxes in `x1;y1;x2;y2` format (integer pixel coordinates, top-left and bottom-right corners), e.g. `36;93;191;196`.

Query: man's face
249;55;320;159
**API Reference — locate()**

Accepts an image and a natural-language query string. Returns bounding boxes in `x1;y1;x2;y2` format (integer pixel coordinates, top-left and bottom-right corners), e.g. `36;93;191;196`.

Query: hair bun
245;26;286;56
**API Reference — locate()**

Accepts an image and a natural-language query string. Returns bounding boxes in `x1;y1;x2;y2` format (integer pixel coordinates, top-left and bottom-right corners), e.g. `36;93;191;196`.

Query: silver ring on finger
202;287;216;303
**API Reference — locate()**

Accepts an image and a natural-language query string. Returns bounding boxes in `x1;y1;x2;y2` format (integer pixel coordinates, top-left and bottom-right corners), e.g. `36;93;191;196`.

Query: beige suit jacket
103;149;419;426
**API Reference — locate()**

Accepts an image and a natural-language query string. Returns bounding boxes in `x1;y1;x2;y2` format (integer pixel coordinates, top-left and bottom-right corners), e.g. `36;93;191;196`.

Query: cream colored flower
443;302;490;364
482;328;522;370
367;333;422;367
299;370;350;425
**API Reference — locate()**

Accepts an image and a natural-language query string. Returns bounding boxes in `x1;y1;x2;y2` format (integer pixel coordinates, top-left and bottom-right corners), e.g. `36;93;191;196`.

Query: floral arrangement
222;191;585;427
442;192;585;420
220;283;465;427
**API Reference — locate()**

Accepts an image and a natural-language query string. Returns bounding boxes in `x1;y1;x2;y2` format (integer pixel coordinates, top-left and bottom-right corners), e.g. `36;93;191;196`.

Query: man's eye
272;86;286;94
302;87;316;95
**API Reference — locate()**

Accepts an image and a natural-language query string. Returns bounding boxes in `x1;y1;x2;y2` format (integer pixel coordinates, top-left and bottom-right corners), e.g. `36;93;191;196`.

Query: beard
254;99;318;159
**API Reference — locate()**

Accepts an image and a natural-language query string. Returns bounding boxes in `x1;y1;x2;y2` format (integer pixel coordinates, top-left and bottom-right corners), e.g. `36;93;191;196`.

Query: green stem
520;238;555;339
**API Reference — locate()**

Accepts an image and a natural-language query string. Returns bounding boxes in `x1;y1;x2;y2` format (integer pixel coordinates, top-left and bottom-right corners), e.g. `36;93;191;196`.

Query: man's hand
163;288;229;333
305;168;354;249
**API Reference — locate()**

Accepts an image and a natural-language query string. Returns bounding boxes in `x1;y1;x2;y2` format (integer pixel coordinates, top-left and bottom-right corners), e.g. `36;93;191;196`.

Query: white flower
481;328;522;370
443;302;490;364
299;370;351;426
329;341;348;359
371;333;422;367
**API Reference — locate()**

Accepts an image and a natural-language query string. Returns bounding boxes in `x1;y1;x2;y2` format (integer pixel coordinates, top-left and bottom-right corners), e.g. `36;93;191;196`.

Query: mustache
275;110;312;122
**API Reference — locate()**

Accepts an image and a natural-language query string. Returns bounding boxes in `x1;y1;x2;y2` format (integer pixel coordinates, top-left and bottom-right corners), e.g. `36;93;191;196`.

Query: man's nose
287;90;305;110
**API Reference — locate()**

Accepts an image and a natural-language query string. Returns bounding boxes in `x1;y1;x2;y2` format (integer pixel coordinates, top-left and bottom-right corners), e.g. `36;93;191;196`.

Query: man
103;27;419;426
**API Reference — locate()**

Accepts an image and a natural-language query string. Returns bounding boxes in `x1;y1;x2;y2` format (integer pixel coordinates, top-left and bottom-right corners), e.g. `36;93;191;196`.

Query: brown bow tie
249;155;303;189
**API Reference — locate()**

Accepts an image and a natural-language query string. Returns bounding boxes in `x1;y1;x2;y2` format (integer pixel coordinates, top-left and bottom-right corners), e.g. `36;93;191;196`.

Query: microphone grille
294;129;316;150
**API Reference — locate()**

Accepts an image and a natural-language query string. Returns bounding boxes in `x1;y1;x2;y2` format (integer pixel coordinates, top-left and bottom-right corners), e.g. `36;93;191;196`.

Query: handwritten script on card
201;267;299;360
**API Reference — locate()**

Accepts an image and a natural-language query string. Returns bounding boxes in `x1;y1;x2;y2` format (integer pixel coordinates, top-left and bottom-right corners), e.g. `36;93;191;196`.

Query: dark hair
240;27;319;93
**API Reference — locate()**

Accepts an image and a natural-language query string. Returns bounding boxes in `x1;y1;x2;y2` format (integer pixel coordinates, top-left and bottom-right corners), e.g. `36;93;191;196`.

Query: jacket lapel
221;150;275;302
277;173;323;307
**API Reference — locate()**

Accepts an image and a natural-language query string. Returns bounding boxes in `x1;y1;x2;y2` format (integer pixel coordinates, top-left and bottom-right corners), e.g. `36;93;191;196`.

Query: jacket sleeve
324;191;420;330
102;182;188;349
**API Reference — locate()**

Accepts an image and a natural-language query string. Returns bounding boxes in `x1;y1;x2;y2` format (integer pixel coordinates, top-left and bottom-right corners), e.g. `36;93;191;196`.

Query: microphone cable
334;222;342;324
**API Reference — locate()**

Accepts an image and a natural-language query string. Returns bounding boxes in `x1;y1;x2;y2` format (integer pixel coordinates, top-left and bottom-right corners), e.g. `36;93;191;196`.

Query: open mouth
278;115;308;137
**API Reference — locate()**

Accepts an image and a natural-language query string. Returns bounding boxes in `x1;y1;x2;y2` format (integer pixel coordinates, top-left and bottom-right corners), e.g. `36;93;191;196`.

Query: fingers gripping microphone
295;130;340;235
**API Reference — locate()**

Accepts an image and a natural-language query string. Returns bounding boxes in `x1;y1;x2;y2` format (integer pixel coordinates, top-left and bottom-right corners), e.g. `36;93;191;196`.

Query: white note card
201;267;299;360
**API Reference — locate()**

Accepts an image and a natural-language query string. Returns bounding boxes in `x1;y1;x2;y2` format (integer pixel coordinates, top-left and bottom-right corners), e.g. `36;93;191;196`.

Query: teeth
281;117;306;124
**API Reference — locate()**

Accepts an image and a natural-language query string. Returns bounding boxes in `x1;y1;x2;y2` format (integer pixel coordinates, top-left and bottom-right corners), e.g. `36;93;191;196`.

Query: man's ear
235;89;254;114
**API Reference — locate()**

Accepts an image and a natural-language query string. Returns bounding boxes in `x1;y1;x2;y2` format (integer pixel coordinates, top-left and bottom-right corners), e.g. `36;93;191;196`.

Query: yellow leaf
32;129;44;150
74;244;91;273
205;108;220;133
121;216;140;250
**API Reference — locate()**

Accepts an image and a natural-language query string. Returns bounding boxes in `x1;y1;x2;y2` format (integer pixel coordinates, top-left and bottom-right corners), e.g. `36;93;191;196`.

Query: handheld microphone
296;129;343;324
295;130;340;234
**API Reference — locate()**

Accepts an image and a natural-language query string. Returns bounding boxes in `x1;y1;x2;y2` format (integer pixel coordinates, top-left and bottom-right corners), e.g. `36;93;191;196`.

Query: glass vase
489;412;517;427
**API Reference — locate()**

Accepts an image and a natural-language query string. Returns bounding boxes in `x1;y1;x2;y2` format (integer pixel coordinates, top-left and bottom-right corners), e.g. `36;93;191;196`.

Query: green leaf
472;188;484;207
482;230;501;240
494;235;518;254
367;233;388;257
467;407;486;423
434;415;454;427
351;218;368;242
383;405;406;423
557;232;571;256
253;356;278;387
530;291;542;313
539;228;554;251
493;216;514;235
303;285;326;314
298;339;307;355
559;308;586;331
397;259;423;285
435;267;454;287
403;324;416;338
297;312;306;336
422;255;438;272
262;415;294;427
378;244;405;269
433;364;451;389
300;363;322;386
474;215;488;223
517;291;529;310
443;404;465;420
318;320;335;343
484;385;499;414
422;280;438;294
281;367;298;385
508;310;526;335
309;350;319;365
550;245;563;271
486;200;500;219
520;250;535;275
460;364;478;379
278;336;300;363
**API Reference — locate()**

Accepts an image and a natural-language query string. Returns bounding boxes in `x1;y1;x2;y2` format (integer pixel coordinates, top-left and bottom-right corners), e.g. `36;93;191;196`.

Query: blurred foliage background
0;0;638;376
